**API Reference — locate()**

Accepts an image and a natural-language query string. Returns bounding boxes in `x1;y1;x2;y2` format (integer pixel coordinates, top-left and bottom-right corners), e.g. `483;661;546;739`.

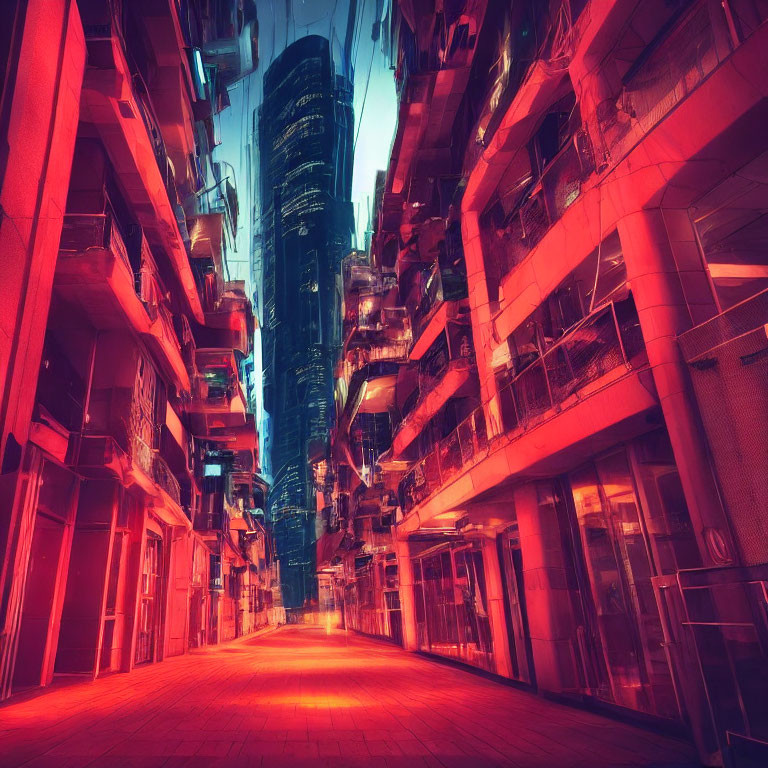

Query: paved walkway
0;626;699;768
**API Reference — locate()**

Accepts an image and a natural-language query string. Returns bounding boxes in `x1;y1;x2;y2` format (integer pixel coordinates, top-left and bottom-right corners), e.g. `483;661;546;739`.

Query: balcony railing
60;213;132;274
349;339;411;372
132;434;155;479
60;213;174;331
518;133;593;264
599;0;767;163
412;262;468;341
399;407;488;514
498;301;644;433
397;301;645;514
131;433;182;506
153;452;182;506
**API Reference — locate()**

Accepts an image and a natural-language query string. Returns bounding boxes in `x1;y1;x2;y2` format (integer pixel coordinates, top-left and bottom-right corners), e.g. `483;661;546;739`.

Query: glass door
135;533;162;665
568;451;681;719
500;527;533;683
453;547;494;672
413;545;495;672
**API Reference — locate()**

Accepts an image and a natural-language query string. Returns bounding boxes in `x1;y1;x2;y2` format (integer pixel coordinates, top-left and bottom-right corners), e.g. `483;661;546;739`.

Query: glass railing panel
438;429;463;481
511;360;552;424
544;306;623;403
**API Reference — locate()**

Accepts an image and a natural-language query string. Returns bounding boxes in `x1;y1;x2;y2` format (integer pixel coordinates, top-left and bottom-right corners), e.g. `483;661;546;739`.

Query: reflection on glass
569;451;680;719
501;527;533;684
413;545;494;672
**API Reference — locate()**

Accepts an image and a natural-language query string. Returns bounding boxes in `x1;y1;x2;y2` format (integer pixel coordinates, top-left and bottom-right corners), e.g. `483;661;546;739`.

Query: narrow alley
0;626;697;768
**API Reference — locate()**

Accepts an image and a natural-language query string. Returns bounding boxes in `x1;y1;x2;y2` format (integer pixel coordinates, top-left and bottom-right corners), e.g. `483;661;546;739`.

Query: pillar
514;482;581;694
461;211;503;436
0;0;85;473
393;530;418;651
617;209;738;566
0;0;85;700
480;534;514;679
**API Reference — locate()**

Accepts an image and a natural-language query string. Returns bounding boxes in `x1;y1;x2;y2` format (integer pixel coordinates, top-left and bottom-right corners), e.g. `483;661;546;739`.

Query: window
209;554;222;590
691;150;768;311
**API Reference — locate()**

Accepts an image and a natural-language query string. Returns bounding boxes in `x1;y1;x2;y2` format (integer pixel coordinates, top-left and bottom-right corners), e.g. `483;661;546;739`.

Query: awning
316;529;346;569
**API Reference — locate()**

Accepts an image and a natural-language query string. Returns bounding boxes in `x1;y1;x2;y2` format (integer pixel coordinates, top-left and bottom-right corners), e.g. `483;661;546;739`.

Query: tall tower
258;35;354;609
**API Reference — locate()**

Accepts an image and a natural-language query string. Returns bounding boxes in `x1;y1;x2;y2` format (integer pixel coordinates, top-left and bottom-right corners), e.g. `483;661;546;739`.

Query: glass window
631;431;702;573
413;545;494;672
691;150;768;310
569;453;680;719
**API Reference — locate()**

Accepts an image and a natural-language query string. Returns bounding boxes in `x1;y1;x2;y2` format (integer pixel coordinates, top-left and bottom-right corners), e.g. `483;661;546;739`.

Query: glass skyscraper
258;35;354;609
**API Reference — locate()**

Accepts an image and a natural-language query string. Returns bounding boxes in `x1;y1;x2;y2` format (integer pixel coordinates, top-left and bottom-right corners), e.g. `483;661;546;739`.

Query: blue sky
213;0;397;288
211;1;398;472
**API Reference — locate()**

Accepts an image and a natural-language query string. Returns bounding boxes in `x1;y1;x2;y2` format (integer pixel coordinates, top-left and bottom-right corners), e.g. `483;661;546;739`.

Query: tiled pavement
0;626;699;768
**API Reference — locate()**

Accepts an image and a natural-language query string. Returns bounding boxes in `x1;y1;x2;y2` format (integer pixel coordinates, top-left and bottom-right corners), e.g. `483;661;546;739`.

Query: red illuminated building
3;1;768;767
0;0;279;701
316;1;768;765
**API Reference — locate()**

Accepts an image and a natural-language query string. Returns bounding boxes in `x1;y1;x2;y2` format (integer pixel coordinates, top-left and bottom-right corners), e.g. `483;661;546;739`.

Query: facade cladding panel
259;35;354;609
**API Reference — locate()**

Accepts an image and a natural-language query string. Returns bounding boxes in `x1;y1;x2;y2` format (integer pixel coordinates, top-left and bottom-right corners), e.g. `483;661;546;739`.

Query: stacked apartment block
0;0;278;700
316;2;768;765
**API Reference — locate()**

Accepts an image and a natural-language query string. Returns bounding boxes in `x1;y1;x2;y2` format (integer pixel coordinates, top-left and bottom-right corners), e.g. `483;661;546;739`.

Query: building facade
0;0;279;701
258;35;354;610
317;2;768;766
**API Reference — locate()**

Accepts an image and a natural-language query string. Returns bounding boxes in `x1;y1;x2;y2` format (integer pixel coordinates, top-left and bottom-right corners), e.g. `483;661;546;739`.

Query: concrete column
0;0;85;699
480;534;514;679
393;529;418;651
0;0;85;471
514;483;581;694
617;209;738;566
461;211;503;436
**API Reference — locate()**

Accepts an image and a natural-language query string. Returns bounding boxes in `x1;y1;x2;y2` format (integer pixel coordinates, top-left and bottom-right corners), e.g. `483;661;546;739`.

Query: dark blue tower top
258;34;354;609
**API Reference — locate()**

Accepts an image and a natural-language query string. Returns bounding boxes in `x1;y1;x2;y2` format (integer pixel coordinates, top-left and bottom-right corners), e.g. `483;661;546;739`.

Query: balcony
189;349;247;431
200;282;255;355
335;362;400;484
187;214;226;312
399;407;488;515
344;305;412;372
483;131;594;290
131;434;183;507
496;300;645;433
78;11;203;322
597;0;767;167
55;213;190;392
71;433;188;525
392;324;476;457
410;261;469;361
397;302;647;516
130;0;199;196
196;485;228;538
152;451;182;507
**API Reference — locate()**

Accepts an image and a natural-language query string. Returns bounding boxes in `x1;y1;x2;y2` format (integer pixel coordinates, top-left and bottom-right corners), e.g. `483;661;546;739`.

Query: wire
353;40;376;154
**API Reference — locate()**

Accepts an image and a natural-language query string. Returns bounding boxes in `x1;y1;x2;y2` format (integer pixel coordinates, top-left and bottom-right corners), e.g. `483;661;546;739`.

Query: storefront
412;542;494;673
562;432;703;721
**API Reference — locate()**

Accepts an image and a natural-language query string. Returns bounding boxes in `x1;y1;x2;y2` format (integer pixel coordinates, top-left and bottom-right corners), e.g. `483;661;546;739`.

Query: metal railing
598;0;768;164
485;133;594;284
155;301;183;355
131;433;182;506
397;301;644;513
399;407;488;514
153;452;182;506
60;213;132;274
132;434;155;479
412;262;468;341
498;301;643;433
